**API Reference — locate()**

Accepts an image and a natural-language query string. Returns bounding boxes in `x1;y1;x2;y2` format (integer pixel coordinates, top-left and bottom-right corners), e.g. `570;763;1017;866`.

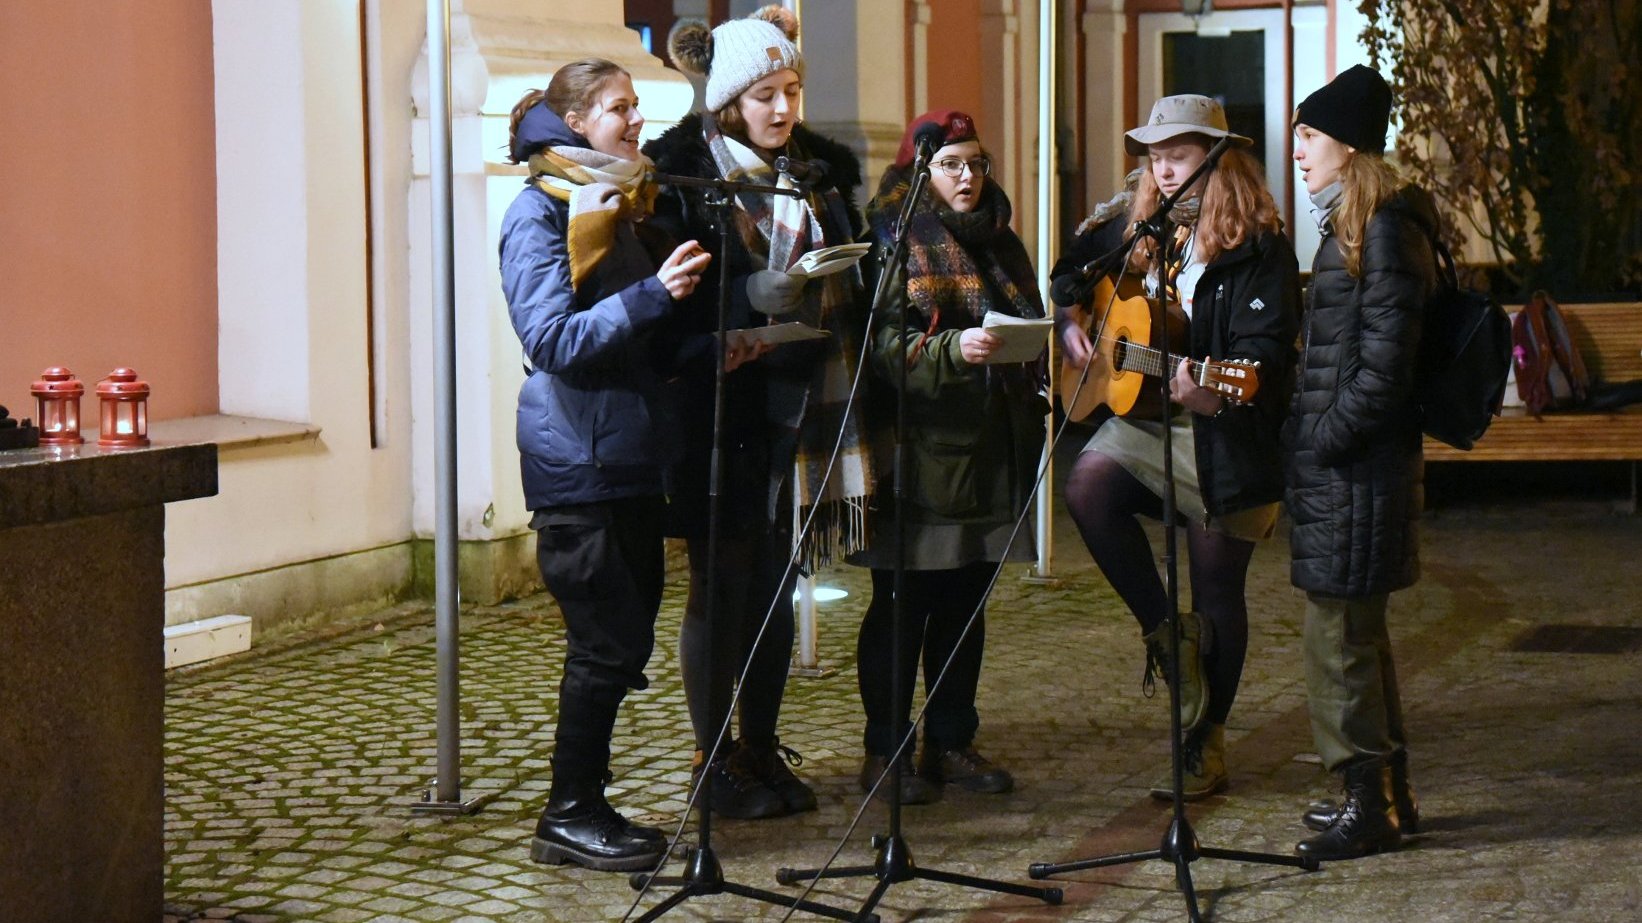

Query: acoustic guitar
1059;274;1261;422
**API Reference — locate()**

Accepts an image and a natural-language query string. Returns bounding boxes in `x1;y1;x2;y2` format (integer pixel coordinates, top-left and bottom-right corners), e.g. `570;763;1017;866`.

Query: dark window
1162;30;1267;166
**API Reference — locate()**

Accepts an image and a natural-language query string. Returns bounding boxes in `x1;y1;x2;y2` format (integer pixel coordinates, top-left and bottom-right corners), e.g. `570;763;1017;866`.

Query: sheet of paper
725;322;830;349
787;242;872;279
979;312;1053;364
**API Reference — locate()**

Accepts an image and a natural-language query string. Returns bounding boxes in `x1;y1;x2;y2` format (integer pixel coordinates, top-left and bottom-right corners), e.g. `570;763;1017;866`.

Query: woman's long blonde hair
1125;137;1280;273
1330;152;1403;277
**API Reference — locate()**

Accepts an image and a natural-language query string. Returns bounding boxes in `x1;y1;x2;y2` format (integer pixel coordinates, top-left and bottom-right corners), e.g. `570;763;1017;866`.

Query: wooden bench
1424;301;1642;511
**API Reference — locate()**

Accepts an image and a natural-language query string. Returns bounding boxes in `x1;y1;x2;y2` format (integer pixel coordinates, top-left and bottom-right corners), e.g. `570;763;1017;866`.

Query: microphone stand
1026;137;1317;921
776;143;1063;921
629;170;864;923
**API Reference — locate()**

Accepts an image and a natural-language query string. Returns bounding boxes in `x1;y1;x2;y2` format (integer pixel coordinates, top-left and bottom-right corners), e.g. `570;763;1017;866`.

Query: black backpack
1416;240;1513;450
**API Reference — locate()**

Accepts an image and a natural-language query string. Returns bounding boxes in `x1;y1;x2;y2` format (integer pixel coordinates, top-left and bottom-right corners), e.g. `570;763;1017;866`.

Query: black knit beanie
1294;65;1392;154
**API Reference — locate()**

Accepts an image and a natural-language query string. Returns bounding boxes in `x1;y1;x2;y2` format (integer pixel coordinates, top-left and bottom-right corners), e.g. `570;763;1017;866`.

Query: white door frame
1136;6;1328;265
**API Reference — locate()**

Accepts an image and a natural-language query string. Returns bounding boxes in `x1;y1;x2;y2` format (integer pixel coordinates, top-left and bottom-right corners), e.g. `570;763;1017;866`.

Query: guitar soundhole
1112;336;1129;375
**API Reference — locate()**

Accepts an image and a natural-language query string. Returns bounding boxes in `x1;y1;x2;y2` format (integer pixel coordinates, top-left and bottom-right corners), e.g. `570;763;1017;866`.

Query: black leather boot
1295;757;1402;861
531;775;665;872
1302;750;1419;834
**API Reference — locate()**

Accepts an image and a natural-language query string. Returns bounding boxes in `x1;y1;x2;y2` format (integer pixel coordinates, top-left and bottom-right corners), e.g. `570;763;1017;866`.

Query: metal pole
412;0;476;816
1030;0;1059;582
791;466;830;677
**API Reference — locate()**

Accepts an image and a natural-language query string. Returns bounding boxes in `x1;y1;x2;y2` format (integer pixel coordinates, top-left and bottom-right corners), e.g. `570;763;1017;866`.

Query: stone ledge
148;413;320;452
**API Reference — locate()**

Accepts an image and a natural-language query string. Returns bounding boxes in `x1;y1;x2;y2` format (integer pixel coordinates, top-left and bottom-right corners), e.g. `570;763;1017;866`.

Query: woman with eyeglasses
847;110;1048;802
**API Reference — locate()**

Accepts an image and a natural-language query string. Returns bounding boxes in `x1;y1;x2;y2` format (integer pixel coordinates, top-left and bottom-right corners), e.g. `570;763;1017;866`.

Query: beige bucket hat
1124;94;1252;156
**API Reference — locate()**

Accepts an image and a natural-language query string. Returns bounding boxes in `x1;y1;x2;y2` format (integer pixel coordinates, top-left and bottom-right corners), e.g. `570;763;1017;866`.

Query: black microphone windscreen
775;156;829;183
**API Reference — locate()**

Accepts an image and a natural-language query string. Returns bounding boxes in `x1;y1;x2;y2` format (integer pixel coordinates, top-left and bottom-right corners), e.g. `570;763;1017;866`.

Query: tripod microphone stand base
1028;813;1316;922
779;832;1062;923
630;843;870;923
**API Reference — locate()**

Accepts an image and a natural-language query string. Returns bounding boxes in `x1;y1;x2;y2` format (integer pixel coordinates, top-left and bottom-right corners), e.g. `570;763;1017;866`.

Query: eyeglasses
932;156;991;178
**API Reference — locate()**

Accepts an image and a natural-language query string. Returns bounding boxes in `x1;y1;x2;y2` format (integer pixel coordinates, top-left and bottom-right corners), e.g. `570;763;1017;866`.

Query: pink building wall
0;0;219;423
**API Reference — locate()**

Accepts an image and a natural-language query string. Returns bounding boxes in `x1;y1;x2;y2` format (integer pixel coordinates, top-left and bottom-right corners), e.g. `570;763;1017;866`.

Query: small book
787;242;872;280
724;322;830;350
979;312;1053;364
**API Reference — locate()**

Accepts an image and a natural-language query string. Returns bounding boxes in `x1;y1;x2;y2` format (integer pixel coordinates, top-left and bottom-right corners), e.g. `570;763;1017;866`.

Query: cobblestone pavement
166;465;1642;922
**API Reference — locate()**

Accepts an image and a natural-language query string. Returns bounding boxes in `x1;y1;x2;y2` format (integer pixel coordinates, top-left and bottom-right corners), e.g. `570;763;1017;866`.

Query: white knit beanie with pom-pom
669;5;803;113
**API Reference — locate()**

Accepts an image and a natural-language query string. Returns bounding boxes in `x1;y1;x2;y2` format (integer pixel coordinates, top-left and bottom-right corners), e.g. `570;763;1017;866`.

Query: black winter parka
640;114;865;536
1285;186;1439;598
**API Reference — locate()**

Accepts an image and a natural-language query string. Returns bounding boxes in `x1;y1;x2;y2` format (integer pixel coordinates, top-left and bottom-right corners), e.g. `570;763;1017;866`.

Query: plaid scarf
703;115;873;569
528;147;657;289
867;174;1044;352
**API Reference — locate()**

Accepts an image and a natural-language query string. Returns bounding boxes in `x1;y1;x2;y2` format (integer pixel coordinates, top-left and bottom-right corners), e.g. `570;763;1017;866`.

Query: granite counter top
0;441;218;529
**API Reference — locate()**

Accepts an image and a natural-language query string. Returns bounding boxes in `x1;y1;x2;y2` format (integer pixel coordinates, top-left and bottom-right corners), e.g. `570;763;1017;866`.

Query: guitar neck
1120;343;1202;379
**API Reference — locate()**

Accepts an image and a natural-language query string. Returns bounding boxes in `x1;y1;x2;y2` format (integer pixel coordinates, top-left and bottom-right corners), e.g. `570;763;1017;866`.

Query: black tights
679;532;797;754
1064;450;1254;726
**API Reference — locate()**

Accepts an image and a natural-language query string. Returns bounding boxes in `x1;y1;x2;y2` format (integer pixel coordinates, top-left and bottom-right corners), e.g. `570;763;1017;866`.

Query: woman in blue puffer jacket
498;59;714;874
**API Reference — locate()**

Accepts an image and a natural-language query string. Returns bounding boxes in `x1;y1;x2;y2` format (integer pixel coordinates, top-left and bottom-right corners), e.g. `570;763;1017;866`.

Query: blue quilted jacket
499;105;680;509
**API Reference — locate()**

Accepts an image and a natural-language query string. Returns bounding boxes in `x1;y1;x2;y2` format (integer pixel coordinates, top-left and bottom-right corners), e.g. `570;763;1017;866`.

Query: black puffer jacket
641;114;865;535
1052;220;1302;515
1285;186;1439;597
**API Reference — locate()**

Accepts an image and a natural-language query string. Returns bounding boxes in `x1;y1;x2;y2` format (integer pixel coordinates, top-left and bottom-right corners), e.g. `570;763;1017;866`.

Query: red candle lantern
31;367;85;446
96;368;150;448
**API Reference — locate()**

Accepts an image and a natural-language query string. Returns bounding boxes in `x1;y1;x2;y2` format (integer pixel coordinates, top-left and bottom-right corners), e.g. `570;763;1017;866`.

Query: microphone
774;155;829;190
1051;273;1094;308
912;123;944;163
1050;244;1130;306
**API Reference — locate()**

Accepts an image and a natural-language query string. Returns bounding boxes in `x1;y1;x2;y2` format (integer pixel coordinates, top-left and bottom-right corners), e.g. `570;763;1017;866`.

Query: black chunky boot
1295;757;1402;861
691;746;786;819
531;774;665;872
1302;749;1419;834
737;737;818;814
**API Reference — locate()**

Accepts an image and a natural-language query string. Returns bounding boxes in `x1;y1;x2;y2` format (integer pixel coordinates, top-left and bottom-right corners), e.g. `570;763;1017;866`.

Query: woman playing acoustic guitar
1051;94;1299;799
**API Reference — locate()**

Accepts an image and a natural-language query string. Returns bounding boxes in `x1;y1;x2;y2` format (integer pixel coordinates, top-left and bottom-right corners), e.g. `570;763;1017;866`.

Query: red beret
893;109;979;169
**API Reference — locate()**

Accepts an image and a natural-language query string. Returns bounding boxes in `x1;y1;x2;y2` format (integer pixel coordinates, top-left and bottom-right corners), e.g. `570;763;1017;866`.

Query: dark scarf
867;171;1043;340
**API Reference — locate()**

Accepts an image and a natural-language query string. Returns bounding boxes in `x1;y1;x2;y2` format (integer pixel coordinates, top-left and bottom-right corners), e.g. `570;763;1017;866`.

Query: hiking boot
1303;749;1420;834
1295;757;1402;861
858;752;940;805
1149;723;1227;801
530;779;665;872
1142;612;1209;732
919;745;1014;794
691;747;786;820
735;737;818;814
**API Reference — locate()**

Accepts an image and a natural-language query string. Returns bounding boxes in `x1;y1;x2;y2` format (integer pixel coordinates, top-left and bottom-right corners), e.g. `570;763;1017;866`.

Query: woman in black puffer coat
1285;65;1438;863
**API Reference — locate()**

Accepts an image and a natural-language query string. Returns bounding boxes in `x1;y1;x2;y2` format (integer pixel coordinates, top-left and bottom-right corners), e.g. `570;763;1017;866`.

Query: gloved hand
745;269;806;315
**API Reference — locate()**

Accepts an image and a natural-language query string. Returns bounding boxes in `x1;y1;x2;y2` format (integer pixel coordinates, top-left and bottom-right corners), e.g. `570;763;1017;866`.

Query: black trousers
533;495;665;784
856;563;993;757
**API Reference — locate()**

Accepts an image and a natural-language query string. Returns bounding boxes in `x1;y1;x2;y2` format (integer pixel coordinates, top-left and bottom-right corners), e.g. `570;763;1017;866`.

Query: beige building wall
165;0;689;633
